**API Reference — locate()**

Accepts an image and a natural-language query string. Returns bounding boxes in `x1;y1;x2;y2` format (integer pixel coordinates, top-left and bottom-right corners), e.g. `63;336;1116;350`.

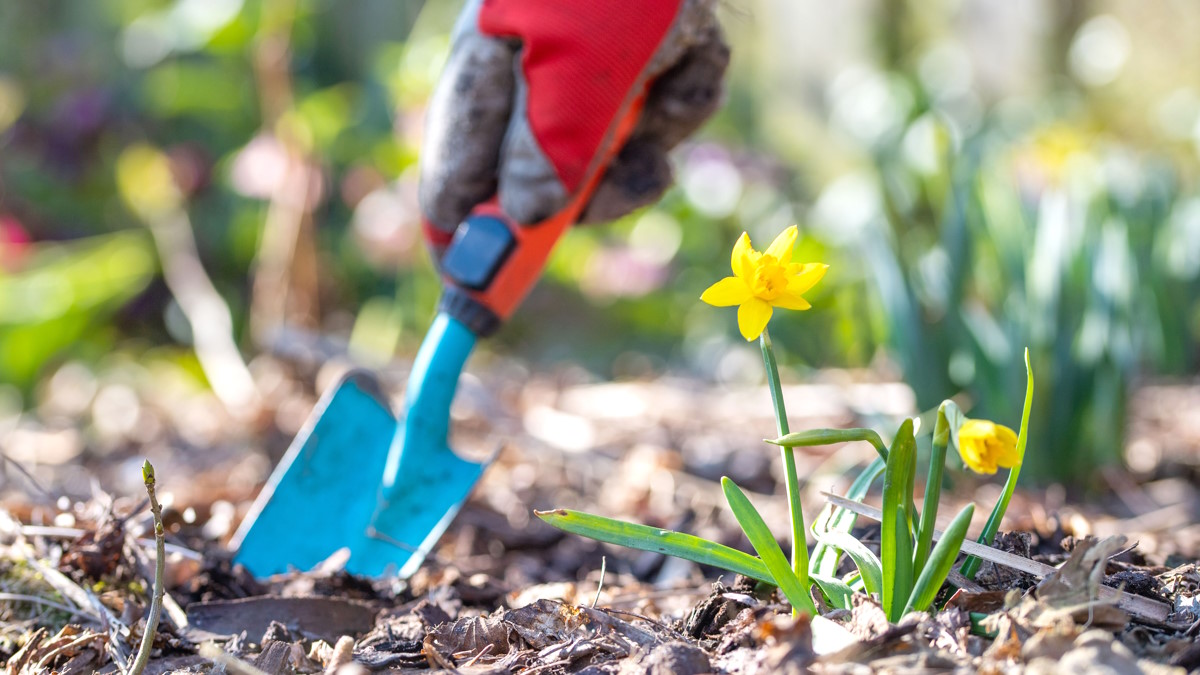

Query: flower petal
787;263;829;295
992;424;1021;467
731;232;758;279
958;436;997;474
956;419;1015;474
737;298;773;341
700;277;752;307
765;225;799;261
771;293;812;311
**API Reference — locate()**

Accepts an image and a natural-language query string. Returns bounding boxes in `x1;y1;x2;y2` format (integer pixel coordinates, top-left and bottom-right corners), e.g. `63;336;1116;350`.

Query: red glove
420;0;728;249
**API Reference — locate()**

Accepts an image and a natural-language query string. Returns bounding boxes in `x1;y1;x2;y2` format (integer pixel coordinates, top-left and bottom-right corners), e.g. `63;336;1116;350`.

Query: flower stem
759;329;809;591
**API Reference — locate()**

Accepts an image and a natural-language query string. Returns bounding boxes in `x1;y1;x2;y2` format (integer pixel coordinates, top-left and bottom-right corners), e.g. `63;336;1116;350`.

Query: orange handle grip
441;94;647;324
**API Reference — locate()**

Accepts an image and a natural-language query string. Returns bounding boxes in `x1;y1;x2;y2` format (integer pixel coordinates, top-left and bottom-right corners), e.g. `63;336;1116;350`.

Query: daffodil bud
956;419;1020;474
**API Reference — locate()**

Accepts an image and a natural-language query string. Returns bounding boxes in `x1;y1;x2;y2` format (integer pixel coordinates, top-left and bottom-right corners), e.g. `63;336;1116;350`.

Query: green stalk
130;461;165;675
961;349;1034;579
912;402;951;577
759;328;808;586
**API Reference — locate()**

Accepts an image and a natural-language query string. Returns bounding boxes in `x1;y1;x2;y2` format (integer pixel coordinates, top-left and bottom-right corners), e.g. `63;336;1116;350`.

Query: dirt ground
2;354;1199;673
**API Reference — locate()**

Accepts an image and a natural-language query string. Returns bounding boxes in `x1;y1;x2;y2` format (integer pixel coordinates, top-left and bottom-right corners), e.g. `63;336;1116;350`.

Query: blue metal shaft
381;312;477;496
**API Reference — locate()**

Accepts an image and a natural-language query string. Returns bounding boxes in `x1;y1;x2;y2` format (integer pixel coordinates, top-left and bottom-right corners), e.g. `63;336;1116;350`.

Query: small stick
592;556;606;609
34;632;106;671
0;452;56;501
26;525;205;562
129;461;165;675
0;592;93;620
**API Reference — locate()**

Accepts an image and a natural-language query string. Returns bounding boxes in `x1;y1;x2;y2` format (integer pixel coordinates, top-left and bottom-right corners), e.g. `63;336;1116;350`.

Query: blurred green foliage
1;0;1198;483
0;232;155;389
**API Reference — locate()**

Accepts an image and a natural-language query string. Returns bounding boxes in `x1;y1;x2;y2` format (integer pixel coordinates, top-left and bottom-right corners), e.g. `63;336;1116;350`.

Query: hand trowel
230;201;577;577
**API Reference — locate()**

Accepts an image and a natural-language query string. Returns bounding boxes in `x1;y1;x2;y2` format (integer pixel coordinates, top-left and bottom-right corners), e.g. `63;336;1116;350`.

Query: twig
25;524;204;561
34;631;106;671
591;556;606;609
22;556;129;667
129;461;165;675
198;642;272;675
124;529;190;632
522;658;572;675
18;558;99;620
595;606;690;641
0;451;56;502
459;642;494;668
0;592;93;620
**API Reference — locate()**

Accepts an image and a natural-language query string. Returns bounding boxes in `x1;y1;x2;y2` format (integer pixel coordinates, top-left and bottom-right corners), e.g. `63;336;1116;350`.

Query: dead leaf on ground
1035;536;1130;631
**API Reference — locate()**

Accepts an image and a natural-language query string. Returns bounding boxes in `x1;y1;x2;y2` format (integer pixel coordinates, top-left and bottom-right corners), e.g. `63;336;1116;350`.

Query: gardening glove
419;0;729;262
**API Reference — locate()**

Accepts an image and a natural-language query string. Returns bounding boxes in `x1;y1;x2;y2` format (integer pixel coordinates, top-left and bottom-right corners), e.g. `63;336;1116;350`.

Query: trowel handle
432;92;649;337
433;201;573;336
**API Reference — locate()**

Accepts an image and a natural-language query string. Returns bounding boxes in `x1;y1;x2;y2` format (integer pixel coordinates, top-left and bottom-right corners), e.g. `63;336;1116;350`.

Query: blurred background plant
0;0;1197;484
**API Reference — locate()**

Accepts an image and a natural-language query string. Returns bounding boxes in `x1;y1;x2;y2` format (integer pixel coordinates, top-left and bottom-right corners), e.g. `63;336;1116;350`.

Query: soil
2;356;1199;673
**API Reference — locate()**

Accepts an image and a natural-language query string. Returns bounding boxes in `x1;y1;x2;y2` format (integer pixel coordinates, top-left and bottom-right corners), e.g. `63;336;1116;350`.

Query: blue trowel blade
232;314;489;578
231;370;399;576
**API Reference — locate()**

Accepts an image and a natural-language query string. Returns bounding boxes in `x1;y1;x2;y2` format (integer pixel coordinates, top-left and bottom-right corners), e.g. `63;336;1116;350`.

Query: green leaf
721;477;818;616
811;574;855;611
810;456;885;578
914;400;958;578
769;428;888;461
905;503;974;614
817;531;883;599
536;509;773;584
962;348;1035;580
882;419;917;622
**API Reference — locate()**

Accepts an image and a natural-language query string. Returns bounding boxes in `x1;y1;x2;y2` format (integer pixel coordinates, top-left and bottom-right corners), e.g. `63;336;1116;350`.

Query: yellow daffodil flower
957;419;1020;475
700;225;828;341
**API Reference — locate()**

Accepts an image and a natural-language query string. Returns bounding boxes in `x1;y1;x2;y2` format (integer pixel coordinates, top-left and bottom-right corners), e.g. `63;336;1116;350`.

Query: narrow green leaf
536;509;773;584
905;503;974;614
882;418;917;622
811;574;855;611
962;348;1034;580
817;531;884;599
914;401;956;578
887;504;914;622
721;477;818;616
769;428;888;461
810;456;885;578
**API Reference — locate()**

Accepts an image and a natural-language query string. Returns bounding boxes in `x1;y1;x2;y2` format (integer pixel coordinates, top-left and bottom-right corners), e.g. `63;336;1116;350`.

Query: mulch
2;357;1198;673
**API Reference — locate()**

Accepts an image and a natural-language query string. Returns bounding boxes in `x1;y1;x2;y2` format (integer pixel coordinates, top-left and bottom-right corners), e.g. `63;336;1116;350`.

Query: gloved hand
419;0;729;260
